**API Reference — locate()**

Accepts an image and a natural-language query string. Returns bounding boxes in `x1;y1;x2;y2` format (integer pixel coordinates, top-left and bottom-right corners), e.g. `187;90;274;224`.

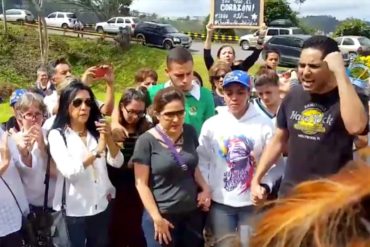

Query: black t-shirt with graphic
276;85;368;195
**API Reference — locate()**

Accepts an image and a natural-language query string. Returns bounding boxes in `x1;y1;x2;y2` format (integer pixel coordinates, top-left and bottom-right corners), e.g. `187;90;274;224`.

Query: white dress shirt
15;129;56;207
44;91;58;117
48;127;124;217
0;129;29;237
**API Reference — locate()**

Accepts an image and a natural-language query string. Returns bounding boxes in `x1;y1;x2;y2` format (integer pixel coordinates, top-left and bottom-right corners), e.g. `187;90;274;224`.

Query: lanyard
155;125;188;171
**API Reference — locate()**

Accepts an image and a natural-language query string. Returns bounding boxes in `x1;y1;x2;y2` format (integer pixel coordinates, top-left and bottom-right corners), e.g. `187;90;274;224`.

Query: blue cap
9;89;27;107
223;70;251;89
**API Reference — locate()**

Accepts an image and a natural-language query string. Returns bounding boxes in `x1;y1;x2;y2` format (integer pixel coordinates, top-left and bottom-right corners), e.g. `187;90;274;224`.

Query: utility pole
1;0;7;34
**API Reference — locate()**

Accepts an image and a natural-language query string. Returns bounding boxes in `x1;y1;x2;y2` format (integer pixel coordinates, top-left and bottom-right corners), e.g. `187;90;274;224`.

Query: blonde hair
250;161;370;247
16;92;46;114
56;76;77;95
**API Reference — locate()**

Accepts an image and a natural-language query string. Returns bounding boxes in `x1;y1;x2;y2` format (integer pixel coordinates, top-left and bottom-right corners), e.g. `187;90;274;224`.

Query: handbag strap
44;128;67;211
155;125;187;170
0;176;24;216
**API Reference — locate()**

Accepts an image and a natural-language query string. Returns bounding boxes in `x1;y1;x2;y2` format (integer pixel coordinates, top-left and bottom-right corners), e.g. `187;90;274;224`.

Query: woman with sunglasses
48;80;123;247
109;88;152;247
209;61;232;108
132;87;211;247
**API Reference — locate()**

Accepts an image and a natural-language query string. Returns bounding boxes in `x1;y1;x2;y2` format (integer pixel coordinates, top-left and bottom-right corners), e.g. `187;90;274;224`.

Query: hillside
300;15;340;34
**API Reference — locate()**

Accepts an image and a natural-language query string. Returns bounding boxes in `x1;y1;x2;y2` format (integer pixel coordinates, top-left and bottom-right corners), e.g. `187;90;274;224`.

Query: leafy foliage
334;18;370;38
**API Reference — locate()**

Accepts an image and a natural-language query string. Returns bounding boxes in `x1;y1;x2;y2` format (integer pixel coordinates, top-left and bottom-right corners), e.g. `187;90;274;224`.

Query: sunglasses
123;106;146;118
212;74;226;80
161;109;185;120
72;98;92;108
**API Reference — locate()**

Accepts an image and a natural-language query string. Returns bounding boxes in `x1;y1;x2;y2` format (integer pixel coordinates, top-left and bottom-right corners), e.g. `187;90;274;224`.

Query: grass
0;23;263;123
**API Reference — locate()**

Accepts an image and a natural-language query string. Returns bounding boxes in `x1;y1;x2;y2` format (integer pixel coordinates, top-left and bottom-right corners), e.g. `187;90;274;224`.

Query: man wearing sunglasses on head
148;47;215;136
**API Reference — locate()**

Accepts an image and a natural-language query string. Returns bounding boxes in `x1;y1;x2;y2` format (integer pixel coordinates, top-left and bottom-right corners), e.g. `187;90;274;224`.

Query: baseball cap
223;70;251;89
9;89;27;107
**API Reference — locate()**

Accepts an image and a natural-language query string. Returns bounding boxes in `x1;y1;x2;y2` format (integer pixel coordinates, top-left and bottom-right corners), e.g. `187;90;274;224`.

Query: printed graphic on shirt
290;103;334;141
188;106;198;116
218;135;255;193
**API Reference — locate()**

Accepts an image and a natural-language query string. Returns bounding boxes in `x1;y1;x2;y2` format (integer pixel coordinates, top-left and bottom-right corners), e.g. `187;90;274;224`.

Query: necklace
77;129;87;137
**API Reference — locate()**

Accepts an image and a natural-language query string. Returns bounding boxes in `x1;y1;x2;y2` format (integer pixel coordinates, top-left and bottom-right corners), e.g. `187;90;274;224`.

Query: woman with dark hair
132;87;211;247
109;88;152;247
208;61;232;108
48;80;123;247
204;21;265;71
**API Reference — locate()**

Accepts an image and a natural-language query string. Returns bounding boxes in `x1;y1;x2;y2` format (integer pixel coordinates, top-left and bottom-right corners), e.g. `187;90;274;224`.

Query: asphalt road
47;29;260;62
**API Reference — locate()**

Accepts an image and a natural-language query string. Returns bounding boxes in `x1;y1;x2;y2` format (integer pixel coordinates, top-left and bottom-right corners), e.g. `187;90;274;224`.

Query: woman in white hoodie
197;70;281;247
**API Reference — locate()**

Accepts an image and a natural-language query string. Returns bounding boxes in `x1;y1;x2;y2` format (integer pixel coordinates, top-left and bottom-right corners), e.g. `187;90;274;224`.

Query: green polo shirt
148;83;215;135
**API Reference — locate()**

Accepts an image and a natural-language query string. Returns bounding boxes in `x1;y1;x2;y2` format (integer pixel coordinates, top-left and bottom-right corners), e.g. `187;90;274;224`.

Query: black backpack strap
1;176;24;215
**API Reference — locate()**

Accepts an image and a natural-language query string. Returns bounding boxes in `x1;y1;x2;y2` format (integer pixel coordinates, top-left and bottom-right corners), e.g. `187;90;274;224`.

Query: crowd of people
0;26;369;247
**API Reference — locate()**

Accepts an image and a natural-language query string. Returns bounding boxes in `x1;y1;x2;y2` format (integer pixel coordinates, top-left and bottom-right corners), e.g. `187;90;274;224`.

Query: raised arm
204;21;215;70
325;52;368;135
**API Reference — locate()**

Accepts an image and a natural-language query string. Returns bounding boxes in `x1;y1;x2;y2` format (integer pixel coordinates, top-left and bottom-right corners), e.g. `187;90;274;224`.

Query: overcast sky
130;0;370;21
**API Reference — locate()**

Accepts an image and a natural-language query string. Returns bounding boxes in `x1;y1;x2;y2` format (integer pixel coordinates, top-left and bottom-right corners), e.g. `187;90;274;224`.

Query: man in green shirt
148;47;215;135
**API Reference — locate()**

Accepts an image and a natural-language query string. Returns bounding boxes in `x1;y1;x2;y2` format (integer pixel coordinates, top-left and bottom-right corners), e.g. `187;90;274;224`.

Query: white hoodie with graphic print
197;104;282;207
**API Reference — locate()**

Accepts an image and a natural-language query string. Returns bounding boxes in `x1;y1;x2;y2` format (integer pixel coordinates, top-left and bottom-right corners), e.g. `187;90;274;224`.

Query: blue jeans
66;203;112;247
141;209;204;247
208;202;255;247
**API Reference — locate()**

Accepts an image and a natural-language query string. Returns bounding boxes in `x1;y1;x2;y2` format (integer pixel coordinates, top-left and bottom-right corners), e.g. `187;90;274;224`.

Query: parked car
45;12;78;29
133;22;192;49
95;17;139;34
263;35;350;67
239;27;304;50
0;9;35;23
335;36;370;60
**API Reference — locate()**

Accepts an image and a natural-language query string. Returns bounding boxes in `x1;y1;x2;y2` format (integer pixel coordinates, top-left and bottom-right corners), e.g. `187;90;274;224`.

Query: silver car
335;36;370;60
0;9;35;23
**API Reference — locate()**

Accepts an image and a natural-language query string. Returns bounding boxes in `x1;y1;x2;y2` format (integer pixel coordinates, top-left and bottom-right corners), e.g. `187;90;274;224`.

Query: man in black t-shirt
250;36;368;202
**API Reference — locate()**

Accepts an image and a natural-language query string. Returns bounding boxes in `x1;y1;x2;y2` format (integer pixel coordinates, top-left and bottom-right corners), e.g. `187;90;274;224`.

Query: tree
28;0;49;65
264;0;299;26
60;0;134;21
334;18;370;38
1;0;8;34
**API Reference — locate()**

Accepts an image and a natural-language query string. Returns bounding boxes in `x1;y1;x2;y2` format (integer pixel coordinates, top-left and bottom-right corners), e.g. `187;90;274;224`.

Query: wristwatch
91;149;101;159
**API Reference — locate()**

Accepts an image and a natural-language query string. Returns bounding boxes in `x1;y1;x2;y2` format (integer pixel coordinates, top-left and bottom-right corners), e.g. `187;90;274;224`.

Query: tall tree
28;0;49;65
1;0;8;34
264;0;299;26
60;0;134;21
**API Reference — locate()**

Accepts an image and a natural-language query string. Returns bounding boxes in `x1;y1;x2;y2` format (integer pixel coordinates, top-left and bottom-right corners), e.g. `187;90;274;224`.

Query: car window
358;37;370;46
57;14;64;18
117;18;124;24
48;13;56;18
66;13;77;19
107;18;116;24
335;38;343;45
292;28;304;34
164;26;178;33
343;38;355;46
280;29;289;35
269;37;284;45
290;38;304;48
6;10;16;15
267;29;279;36
133;18;139;23
125;19;131;24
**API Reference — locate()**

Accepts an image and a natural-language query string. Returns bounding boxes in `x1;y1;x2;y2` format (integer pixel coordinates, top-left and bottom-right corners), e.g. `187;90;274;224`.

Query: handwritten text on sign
213;0;262;27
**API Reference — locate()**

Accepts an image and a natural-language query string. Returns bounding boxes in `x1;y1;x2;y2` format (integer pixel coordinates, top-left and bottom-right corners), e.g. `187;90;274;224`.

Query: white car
45;12;78;29
239;27;304;50
335;36;370;60
0;9;35;23
95;17;139;34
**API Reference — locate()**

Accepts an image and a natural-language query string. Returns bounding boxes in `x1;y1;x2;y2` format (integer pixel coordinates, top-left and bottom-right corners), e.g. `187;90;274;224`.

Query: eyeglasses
161;109;185;120
22;112;44;121
124;106;146;118
72;98;92;108
212;74;226;81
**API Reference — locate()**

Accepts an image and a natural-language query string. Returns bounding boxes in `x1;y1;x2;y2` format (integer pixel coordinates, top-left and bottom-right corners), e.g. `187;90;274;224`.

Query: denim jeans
208;202;256;247
66;203;112;247
141;209;204;247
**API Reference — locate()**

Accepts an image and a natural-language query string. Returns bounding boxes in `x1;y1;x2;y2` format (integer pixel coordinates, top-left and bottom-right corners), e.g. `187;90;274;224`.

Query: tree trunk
38;16;45;65
1;0;8;34
41;16;48;64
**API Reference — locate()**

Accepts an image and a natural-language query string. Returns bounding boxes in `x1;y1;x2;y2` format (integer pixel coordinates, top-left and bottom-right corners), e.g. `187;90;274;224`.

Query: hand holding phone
93;66;109;78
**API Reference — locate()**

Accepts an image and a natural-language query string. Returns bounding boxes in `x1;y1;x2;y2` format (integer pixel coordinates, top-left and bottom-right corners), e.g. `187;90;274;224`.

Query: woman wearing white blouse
48;80;123;247
0;129;29;247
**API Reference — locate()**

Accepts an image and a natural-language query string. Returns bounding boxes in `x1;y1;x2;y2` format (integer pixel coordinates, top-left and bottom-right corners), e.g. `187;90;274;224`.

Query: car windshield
164;26;178;33
292;28;304;34
133;18;139;23
358;37;370;46
66;13;77;19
